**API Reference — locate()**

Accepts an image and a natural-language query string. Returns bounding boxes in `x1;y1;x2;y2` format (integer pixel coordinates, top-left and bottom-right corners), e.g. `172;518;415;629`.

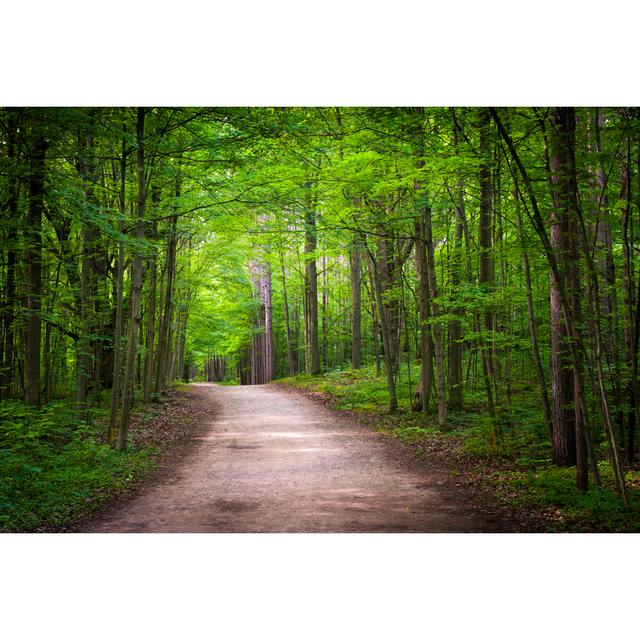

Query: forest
2;106;640;532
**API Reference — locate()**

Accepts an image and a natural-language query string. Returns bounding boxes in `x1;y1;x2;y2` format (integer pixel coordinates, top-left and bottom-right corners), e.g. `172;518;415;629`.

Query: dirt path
82;383;513;532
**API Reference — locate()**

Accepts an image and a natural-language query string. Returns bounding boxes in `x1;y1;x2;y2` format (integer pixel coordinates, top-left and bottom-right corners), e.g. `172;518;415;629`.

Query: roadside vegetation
0;389;190;532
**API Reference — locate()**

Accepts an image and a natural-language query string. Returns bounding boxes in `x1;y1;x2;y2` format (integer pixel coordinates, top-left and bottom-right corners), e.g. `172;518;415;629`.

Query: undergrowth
0;398;159;532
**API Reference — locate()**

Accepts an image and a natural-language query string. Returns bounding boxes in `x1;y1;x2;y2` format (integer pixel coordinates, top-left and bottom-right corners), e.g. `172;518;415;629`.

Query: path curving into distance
83;383;511;532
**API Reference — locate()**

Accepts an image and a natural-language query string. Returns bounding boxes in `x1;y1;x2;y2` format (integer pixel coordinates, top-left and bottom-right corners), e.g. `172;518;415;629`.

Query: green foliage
281;366;395;413
0;401;157;531
496;464;640;532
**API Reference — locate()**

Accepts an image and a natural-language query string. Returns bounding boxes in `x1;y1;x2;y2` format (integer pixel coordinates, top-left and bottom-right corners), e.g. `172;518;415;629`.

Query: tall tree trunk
75;127;99;419
278;246;296;376
478;108;496;418
117;108;146;451
1;109;19;400
143;188;160;402
365;248;397;411
447;183;465;410
620;138;636;463
350;239;362;369
413;219;434;413
109;130;127;441
424;203;447;426
154;187;179;396
304;191;320;374
321;255;329;369
24;122;47;407
250;259;274;384
548;108;579;471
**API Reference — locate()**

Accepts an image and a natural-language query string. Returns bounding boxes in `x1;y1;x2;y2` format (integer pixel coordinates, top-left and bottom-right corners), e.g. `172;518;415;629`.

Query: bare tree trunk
413;219;433;413
304;192;320;374
448;184;464;410
365;248;397;411
143;188;160;402
350;239;362;369
154;189;179;396
321;255;329;369
548;109;578;469
278;246;296;376
75;129;99;419
117;108;146;451
621;139;636;463
108;131;127;441
365;268;381;376
424;203;447;426
25;123;47;407
478;109;496;419
1;109;20;400
376;232;401;368
250;259;274;384
44;263;61;403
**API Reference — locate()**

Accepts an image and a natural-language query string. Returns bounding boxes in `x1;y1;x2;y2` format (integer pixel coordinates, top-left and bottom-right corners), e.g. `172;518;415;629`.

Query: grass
0;397;162;532
276;365;640;532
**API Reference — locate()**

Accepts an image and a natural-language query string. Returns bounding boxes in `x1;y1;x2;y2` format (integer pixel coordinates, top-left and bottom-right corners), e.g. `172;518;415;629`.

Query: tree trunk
424;203;447;426
365;249;397;411
478;108;496;417
548;108;579;470
24;123;47;407
250;259;274;384
143;188;160;402
109;130;127;441
75;128;99;419
117;108;146;451
278;246;296;376
413;219;434;413
1;109;19;400
304;191;320;374
447;179;465;410
621;139;636;463
350;239;362;369
154;187;179;396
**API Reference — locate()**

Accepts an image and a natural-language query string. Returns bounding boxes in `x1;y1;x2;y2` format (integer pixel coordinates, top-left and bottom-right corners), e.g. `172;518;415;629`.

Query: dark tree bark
478;108;496;421
447;177;465;410
304;190;320;375
109;128;128;441
143;186;160;402
117;108;146;450
350;239;362;369
278;246;296;376
548;108;580;472
413;218;434;413
75;125;100;419
154;181;179;396
24;121;48;407
1;109;20;400
250;258;275;384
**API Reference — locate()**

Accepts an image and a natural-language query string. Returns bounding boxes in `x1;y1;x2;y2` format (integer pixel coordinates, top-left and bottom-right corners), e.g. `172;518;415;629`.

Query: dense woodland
2;106;640;510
